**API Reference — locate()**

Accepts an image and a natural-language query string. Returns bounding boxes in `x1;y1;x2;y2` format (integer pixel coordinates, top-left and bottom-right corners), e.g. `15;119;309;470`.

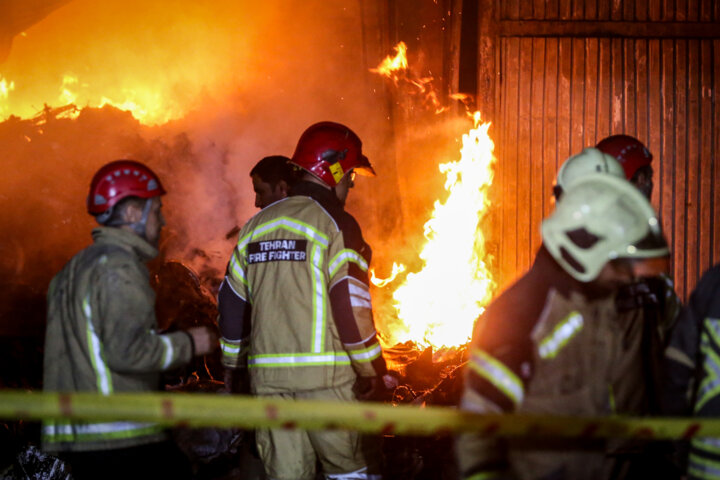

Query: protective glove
353;373;400;402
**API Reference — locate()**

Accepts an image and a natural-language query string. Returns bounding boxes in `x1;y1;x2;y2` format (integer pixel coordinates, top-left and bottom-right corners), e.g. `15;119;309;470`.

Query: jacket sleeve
327;219;386;378
95;261;193;373
218;275;251;370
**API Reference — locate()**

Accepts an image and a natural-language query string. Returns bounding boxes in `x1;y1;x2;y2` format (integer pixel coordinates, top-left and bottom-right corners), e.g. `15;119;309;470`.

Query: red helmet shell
87;160;166;215
290;121;375;187
595;134;653;180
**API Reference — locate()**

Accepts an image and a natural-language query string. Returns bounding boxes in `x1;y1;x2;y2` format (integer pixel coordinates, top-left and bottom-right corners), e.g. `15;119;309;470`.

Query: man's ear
277;180;289;196
121;202;143;223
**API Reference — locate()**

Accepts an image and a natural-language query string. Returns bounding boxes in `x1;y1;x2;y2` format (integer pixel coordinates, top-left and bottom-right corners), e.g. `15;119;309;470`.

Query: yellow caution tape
0;390;716;439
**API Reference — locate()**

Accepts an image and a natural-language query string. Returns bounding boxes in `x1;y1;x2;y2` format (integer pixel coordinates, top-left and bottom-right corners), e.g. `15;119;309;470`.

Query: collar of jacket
91;226;158;262
289;180;343;211
532;245;611;300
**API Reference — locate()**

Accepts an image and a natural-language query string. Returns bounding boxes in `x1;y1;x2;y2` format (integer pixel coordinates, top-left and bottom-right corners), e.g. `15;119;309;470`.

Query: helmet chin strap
100;198;153;239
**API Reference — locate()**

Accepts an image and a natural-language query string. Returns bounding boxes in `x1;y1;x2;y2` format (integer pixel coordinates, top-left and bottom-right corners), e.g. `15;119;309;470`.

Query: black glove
353;374;399;402
223;368;249;394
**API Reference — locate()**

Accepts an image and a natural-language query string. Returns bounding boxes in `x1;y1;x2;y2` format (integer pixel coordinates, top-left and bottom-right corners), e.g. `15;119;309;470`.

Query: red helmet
290;121;375;187
595;134;653;180
87;160;166;218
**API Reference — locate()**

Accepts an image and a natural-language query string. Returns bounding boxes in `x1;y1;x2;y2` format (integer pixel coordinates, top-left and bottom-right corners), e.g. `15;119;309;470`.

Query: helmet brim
354;155;376;177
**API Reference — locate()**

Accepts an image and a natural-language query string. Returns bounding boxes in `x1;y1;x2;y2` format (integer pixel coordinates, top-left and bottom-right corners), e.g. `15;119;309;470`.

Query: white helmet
554;147;626;199
542;174;669;282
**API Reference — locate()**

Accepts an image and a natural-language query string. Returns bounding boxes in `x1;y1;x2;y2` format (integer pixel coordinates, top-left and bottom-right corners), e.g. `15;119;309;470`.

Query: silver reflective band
159;335;174;369
348;343;382;362
248;353;351;366
43;421;158;436
470;350;524;407
538;312;584;359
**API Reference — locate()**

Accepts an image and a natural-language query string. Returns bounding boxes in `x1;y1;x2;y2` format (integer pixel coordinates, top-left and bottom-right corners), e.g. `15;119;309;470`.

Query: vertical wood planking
649;0;663;20
624;0;636;20
543;38;560;218
648;40;663;216
546;0;560;19
674;39;688;299
570;38;586;154
677;0;688;20
584;38;599;146
505;0;521;20
585;0;598;19
611;38;625;135
698;40;713;276
533;0;547;19
687;0;699;20
661;39;676;284
530;37;546;251
596;39;613;141
700;0;712;21
611;0;624;20
501;37;521;285
663;0;675;20
517;37;534;272
686;39;700;291
624;38;637;137
713;40;720;265
598;0;611;19
557;38;573;179
559;0;573;19
572;0;585;19
636;0;650;20
635;40;650;156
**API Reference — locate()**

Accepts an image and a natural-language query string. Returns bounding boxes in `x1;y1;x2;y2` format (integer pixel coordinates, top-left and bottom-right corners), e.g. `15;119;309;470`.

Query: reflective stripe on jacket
42;227;193;452
220;181;386;394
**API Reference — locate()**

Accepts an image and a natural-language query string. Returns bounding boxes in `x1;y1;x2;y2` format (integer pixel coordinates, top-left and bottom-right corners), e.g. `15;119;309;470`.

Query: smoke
0;0;404;334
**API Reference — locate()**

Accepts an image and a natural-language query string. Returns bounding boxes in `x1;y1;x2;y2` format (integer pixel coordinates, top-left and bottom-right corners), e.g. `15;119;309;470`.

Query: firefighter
595;135;681;344
664;264;720;479
42;160;218;479
219;122;392;480
552;147;625;200
457;174;671;480
250;155;296;209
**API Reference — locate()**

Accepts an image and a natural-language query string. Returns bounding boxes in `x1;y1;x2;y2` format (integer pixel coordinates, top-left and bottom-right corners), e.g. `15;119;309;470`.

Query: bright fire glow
370;262;407;288
382;112;496;349
370;41;447;114
0;77;16;116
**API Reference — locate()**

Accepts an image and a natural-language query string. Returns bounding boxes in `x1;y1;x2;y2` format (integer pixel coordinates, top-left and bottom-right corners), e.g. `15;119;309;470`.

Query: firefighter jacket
664;264;720;479
42;227;194;453
457;246;668;480
218;181;387;394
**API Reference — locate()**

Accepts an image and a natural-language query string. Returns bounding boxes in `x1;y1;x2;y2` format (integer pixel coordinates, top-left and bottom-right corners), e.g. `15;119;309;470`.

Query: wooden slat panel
648;39;663;215
500;37;521;284
596;38;612;140
713;40;720;265
664;0;675;20
674;39;688;299
520;0;534;19
530;37;546;250
649;0;663;21
517;37;534;271
543;38;560;218
533;0;547;19
688;0;700;21
697;38;714;278
559;0;573;20
686;39;700;292
572;0;585;19
597;0;611;20
557;37;573;180
700;0;713;21
660;39;676;283
546;0;560;20
585;0;598;20
677;0;688;21
584;38;599;146
504;0;521;20
611;37;624;134
570;38;586;154
611;0;623;20
635;40;650;154
624;39;637;137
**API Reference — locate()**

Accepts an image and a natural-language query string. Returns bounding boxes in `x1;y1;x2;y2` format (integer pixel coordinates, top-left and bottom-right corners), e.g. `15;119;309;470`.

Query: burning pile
369;42;497;355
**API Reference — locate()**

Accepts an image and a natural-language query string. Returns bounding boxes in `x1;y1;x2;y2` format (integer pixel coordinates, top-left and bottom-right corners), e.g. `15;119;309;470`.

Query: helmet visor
354;155;376;177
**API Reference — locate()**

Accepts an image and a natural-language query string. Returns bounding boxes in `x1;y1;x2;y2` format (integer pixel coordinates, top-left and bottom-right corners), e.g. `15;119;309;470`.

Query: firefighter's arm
328;245;387;379
218;244;253;392
97;263;194;373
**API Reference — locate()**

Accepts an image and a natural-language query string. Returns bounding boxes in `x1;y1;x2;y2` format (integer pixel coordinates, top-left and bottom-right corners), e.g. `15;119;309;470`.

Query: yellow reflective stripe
689;450;720;480
693;437;720;456
228;248;249;289
43;420;163;443
697;321;720;411
466;473;505;480
329;249;369;278
239;217;329;249
469;349;524;408
346;342;382;362
158;335;174;369
538;311;583;359
248;352;351;368
310;244;326;352
84;296;113;395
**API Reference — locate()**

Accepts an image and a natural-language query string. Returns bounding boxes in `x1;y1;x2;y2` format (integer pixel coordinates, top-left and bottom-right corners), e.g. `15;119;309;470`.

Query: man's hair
250;156;296;188
99;196;146;226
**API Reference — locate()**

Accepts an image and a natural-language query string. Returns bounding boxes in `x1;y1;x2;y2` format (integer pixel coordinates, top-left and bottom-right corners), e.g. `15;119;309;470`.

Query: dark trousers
61;441;192;480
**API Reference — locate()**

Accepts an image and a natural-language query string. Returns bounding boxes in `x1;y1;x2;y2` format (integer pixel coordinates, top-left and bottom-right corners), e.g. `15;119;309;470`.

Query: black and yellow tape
0;390;716;439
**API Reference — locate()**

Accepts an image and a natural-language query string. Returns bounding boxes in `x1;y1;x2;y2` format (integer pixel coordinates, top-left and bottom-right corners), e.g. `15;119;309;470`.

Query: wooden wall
476;0;720;299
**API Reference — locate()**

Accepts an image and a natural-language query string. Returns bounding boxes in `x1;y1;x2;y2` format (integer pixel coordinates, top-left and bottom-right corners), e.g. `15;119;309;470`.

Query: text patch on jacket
248;239;307;263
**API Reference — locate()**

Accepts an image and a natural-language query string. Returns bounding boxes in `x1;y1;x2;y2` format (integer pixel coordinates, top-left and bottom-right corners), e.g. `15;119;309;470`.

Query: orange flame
370;42;447;114
383;113;496;349
370;262;407;288
0;76;16;116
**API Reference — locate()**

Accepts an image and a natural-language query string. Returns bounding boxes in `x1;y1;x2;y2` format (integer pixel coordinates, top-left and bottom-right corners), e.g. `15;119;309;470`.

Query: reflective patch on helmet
94;194;107;205
147;179;158;191
105;175;113;182
329;162;344;183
